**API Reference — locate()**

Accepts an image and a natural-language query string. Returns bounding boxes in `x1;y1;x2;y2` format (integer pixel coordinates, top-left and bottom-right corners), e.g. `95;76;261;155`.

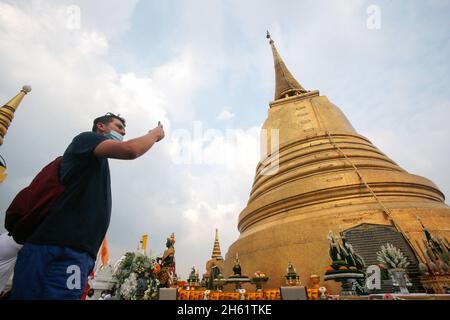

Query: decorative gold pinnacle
0;85;32;146
266;31;306;100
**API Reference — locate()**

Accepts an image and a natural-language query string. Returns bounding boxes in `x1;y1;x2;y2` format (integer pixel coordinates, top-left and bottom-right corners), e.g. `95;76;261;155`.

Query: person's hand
151;122;165;142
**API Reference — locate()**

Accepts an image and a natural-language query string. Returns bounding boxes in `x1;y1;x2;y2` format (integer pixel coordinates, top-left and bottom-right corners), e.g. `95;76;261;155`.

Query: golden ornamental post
0;85;32;184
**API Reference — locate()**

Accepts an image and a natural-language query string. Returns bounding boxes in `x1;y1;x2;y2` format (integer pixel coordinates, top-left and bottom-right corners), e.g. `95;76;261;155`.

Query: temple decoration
415;217;450;294
212;273;227;292
227;253;251;290
140;234;148;255
376;243;412;294
307;275;321;300
0;85;31;184
177;287;281;301
187;267;200;290
157;233;177;287
203;229;224;289
318;286;328;300
112;251;160;300
0;85;31;146
232;253;242;276
324;231;366;296
250;271;269;291
285;262;300;286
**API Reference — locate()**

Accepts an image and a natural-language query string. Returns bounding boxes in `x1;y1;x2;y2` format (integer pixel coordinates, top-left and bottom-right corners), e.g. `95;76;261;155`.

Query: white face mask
104;130;123;142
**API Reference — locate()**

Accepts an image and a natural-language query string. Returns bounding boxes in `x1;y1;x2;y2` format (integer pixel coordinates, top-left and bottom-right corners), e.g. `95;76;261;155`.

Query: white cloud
217;106;235;121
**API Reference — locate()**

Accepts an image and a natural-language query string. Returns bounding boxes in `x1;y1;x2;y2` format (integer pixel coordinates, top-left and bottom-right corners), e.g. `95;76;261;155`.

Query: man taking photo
10;112;165;299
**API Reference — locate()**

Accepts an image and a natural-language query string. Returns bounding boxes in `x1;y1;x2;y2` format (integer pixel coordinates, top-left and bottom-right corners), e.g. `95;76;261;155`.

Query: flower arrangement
113;252;161;300
251;271;269;291
376;243;410;269
325;231;365;276
252;271;268;280
376;243;412;293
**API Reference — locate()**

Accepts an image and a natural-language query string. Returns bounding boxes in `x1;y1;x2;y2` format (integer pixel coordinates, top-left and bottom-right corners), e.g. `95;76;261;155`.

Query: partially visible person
0;233;23;295
85;288;95;300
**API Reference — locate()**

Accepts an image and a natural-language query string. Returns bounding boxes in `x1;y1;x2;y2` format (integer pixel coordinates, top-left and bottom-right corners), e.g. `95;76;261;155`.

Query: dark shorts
10;243;95;300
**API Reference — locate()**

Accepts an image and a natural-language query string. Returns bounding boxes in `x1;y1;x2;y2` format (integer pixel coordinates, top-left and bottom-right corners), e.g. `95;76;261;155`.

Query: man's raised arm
94;125;165;160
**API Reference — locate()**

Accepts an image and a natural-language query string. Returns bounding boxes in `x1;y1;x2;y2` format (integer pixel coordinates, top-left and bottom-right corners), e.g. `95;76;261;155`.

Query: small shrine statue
307;275;320;300
287;262;296;275
209;264;220;289
232;253;242;276
319;287;328;300
228;252;251;290
187;267;200;289
285;261;300;286
310;275;320;289
189;267;197;280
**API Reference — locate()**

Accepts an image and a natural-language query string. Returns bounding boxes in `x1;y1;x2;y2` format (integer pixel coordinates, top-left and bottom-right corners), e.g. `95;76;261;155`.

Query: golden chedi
223;34;450;293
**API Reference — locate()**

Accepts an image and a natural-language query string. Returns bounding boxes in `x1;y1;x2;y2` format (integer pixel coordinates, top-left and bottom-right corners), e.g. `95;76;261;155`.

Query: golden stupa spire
211;228;223;260
266;31;307;100
0;85;32;146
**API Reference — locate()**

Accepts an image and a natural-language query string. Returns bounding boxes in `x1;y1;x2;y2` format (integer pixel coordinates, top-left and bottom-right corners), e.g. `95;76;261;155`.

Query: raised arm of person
94;124;165;160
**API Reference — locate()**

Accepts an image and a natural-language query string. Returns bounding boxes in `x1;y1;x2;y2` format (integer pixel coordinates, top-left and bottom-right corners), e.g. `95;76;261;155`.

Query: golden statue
157;233;176;287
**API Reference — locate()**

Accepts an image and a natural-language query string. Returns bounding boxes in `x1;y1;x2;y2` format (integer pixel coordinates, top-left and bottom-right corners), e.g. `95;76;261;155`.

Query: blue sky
0;0;449;279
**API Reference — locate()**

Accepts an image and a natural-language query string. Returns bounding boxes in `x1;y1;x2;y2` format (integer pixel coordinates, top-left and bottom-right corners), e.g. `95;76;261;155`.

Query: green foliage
376;243;410;269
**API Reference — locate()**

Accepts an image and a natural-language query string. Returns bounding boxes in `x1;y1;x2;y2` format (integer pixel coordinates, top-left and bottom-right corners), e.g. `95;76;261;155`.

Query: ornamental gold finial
0;85;32;146
266;32;307;100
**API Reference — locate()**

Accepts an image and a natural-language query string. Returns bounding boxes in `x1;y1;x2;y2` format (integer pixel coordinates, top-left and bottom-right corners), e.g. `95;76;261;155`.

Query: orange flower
152;263;161;274
254;271;267;277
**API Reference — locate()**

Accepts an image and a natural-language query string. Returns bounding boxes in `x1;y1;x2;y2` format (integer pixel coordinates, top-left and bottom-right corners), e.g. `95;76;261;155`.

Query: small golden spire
211;228;223;260
0;85;32;146
266;31;306;100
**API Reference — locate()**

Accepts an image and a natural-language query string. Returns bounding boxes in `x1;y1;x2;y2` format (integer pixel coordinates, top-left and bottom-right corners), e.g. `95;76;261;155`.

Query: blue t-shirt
28;132;111;259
